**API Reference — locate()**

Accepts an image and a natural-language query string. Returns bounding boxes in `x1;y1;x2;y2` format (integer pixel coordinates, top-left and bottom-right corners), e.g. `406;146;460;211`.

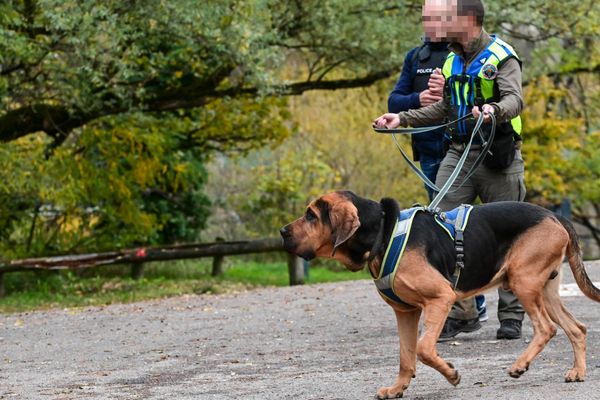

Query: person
388;11;490;324
388;39;449;201
373;0;525;341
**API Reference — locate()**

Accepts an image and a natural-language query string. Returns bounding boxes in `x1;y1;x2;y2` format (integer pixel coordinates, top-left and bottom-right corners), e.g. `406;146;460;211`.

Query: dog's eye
305;210;317;222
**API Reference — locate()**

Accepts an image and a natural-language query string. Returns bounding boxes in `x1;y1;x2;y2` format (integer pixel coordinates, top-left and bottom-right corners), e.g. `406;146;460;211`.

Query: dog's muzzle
280;226;315;261
280;225;295;252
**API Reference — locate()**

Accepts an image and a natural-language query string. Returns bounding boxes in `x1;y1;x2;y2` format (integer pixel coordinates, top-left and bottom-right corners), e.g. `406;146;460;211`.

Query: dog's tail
557;215;600;302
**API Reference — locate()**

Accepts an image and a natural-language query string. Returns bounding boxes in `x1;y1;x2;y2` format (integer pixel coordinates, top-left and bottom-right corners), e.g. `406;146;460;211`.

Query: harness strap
473;76;485;107
447;205;473;289
375;205;473;303
373;208;424;307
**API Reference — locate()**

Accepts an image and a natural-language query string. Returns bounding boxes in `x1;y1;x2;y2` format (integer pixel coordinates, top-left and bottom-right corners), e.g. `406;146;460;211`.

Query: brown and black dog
280;190;600;399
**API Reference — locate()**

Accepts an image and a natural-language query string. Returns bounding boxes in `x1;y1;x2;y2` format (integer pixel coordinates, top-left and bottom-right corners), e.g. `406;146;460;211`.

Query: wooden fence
0;238;305;297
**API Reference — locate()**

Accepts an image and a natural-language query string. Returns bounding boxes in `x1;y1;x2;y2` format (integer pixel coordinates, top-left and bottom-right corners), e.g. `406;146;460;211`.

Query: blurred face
422;0;476;43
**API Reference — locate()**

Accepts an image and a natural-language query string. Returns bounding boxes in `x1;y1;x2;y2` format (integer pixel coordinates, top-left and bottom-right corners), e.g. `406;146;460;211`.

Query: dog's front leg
417;297;461;386
376;308;421;399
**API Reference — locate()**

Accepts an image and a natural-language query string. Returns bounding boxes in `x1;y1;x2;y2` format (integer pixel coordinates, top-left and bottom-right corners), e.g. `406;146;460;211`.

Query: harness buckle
456;250;465;267
453;231;466;288
426;207;443;217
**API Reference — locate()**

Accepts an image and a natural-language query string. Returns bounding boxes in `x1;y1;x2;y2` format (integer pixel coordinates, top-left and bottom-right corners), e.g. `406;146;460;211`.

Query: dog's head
280;191;383;271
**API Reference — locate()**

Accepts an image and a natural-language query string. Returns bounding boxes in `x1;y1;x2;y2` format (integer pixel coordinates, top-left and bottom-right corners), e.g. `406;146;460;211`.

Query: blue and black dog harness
371;205;473;306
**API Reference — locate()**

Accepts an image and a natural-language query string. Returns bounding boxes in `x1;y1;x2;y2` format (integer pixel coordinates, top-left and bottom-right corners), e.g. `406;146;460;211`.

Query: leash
372;112;496;212
373;112;498;289
375;115;472;193
429;112;495;212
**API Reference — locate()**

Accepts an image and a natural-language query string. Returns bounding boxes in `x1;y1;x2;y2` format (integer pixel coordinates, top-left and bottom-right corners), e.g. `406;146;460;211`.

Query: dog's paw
375;385;405;399
508;364;528;378
565;368;585;382
444;362;461;386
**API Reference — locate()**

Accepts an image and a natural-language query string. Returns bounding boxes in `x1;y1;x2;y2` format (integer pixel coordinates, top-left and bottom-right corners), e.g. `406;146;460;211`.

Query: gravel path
2;261;600;399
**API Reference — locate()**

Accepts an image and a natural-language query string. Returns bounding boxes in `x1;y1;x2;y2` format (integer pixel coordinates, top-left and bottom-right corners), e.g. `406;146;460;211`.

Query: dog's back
407;201;555;292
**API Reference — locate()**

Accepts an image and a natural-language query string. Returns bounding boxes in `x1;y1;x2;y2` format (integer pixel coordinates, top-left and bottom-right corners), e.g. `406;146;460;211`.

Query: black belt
450;142;482;152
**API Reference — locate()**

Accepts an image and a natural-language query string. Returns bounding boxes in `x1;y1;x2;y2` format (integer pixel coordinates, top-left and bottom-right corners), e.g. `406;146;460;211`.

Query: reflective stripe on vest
442;36;522;136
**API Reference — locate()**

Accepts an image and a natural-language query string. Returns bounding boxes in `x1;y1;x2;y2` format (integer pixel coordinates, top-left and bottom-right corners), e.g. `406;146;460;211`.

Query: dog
280;190;600;399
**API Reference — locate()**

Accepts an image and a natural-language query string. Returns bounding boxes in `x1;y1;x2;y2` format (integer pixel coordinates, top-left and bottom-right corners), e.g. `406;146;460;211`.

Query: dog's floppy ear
329;200;360;255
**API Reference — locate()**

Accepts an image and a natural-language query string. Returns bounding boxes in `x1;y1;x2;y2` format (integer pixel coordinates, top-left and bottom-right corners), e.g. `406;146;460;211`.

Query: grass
0;258;370;314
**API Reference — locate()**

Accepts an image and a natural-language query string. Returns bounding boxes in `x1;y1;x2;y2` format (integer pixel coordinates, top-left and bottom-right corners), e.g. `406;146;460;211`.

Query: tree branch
523;64;600;87
0;68;397;142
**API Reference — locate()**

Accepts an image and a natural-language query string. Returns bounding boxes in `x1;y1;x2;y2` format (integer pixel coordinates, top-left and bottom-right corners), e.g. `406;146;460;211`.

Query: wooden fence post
287;254;304;285
131;262;145;280
212;237;225;277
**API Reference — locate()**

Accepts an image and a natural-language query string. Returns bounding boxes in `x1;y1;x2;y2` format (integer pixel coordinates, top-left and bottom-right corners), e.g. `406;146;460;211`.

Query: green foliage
241;145;340;235
521;75;600;208
0;71;291;257
568;132;600;208
204;83;428;238
485;0;599;79
1;0;598;259
0;113;213;257
0;0;421;142
521;77;583;201
287;83;427;207
2;0;408;257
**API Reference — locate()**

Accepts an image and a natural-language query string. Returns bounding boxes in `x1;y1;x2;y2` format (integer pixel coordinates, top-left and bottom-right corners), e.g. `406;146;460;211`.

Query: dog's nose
280;226;290;237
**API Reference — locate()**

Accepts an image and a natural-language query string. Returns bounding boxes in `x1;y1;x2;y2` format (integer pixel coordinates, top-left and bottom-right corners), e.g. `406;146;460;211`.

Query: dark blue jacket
388;42;449;159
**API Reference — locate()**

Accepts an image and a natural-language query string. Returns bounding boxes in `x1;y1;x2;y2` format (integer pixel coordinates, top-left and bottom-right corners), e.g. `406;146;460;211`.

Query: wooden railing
0;238;305;297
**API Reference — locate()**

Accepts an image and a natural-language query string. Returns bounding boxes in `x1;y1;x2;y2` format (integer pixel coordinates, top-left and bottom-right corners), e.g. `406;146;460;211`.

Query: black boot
497;319;522;340
438;317;482;342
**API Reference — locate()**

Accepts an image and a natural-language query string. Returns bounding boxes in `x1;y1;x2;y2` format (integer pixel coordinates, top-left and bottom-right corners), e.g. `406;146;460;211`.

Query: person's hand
472;104;495;123
428;68;445;96
373;113;401;129
419;89;442;106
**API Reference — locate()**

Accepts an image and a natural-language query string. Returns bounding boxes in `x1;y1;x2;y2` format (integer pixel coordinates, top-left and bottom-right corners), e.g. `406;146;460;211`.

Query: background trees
0;0;421;143
0;0;598;257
